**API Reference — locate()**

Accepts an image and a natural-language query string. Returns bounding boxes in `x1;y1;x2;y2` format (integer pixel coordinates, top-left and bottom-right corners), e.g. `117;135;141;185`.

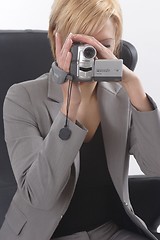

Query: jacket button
124;201;128;206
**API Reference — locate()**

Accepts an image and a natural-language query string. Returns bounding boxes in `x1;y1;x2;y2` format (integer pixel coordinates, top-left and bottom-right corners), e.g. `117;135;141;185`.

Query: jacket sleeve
3;83;87;210
129;95;160;176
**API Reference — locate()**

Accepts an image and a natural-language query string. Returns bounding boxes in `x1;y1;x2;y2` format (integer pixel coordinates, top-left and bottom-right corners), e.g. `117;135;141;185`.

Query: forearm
121;65;153;112
4;84;87;209
129;102;160;176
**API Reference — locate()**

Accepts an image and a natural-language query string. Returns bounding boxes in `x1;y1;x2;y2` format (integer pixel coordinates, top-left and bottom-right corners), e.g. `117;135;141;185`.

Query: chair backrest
0;30;53;182
0;30;138;227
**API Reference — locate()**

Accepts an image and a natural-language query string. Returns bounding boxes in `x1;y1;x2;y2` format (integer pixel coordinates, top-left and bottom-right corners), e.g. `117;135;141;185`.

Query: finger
61;33;73;57
55;32;62;59
63;51;72;72
59;35;73;70
72;34;100;46
61;38;72;60
72;34;105;53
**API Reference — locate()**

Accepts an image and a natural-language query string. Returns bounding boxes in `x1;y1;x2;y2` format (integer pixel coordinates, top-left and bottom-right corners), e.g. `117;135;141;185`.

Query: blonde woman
0;0;160;240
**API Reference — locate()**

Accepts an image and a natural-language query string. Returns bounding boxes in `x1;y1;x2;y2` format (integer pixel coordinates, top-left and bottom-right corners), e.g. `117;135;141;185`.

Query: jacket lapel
44;70;63;121
97;82;131;201
47;69;63;103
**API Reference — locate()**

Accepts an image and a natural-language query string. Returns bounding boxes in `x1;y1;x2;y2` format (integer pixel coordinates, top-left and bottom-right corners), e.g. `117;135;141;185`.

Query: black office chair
0;30;160;239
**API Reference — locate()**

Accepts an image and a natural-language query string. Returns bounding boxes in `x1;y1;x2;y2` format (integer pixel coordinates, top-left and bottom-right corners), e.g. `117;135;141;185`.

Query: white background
0;0;160;175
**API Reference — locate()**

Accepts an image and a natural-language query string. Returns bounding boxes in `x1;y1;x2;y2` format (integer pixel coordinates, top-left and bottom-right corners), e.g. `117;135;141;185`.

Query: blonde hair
48;0;123;58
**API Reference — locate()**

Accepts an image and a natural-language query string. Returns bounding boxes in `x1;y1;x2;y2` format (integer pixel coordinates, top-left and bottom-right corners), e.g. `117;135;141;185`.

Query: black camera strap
59;77;73;140
52;61;75;140
65;79;73;127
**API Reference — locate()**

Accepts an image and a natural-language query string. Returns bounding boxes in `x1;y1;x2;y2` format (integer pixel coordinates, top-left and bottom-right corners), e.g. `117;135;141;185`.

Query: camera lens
83;46;96;59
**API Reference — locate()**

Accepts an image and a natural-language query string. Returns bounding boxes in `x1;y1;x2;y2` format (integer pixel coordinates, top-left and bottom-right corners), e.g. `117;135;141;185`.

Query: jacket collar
97;81;122;95
47;69;122;102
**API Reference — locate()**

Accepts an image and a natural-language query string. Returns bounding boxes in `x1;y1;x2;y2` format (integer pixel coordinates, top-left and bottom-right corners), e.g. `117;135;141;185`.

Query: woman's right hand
55;32;81;122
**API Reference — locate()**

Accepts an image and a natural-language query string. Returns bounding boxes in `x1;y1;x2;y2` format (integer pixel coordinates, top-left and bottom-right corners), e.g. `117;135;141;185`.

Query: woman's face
93;18;116;53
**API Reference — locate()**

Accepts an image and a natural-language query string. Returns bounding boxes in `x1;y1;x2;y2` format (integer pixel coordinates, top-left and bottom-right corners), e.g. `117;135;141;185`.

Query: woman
0;0;160;240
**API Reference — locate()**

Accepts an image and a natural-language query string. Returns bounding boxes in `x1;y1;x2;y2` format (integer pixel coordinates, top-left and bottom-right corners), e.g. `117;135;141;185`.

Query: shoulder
8;73;49;99
5;73;50;109
3;73;54;137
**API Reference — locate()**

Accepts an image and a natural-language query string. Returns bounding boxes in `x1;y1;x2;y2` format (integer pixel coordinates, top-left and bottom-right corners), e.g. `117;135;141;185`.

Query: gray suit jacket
0;70;160;240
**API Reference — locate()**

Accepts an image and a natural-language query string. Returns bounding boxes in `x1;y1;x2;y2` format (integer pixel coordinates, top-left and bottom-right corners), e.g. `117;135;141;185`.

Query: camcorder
70;43;123;82
51;42;123;84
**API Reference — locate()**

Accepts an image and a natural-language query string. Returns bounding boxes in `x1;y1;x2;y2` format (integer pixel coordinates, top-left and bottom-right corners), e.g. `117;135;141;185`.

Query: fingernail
56;32;60;37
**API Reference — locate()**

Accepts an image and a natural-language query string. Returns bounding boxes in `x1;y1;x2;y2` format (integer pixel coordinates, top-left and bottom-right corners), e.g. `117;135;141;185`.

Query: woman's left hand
72;33;153;112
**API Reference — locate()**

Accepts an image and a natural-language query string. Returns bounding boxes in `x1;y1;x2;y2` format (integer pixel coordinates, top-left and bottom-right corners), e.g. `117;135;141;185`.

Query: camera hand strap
65;79;73;127
52;61;70;84
59;77;73;140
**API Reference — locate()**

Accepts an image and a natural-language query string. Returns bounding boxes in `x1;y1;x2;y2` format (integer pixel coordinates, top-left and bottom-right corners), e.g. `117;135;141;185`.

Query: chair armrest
129;175;160;238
